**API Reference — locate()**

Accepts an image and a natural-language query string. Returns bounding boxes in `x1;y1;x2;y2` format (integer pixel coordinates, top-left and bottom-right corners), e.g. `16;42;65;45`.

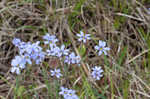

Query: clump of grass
0;0;150;99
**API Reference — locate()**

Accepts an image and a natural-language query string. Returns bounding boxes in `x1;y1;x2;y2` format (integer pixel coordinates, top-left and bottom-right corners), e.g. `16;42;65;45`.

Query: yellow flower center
69;93;72;96
64;92;67;94
100;48;103;50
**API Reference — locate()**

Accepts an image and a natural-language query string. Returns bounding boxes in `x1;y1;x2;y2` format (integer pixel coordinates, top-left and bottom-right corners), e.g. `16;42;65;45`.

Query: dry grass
0;0;150;99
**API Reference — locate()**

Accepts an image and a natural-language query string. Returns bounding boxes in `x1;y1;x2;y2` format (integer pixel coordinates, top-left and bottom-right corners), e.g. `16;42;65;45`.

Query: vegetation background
0;0;150;99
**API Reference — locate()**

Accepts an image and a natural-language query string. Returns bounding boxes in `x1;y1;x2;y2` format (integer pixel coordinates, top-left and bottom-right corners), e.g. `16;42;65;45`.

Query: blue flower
26;41;42;55
59;87;68;95
11;38;46;74
43;33;58;46
95;40;110;56
34;51;46;64
76;31;91;43
66;89;78;99
18;42;31;55
56;45;69;57
12;39;46;64
46;46;60;56
23;54;32;65
21;41;45;64
12;38;21;47
11;66;20;75
11;56;26;69
47;45;69;57
59;87;79;99
91;66;103;80
64;52;81;65
11;55;27;74
50;68;62;78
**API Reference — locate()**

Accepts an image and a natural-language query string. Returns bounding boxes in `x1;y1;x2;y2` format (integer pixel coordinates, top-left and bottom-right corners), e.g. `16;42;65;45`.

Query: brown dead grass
0;0;150;99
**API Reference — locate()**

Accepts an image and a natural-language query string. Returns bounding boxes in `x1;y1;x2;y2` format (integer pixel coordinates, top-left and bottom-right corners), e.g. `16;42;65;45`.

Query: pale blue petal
98;51;103;56
103;50;107;55
80;31;84;36
94;46;99;50
104;47;110;51
76;33;81;37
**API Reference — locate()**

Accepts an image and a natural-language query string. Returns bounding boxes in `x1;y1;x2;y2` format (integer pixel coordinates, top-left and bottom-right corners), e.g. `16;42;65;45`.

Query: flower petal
94;46;99;50
80;31;84;36
104;47;110;51
103;50;107;55
76;34;81;37
98;51;103;56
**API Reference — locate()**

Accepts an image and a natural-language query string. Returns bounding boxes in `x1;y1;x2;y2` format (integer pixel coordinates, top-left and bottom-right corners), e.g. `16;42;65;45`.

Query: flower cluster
59;87;79;99
76;31;110;56
11;30;110;98
11;38;45;74
43;33;69;58
11;55;27;74
43;33;58;47
43;33;80;65
64;52;81;65
91;66;103;80
46;44;69;57
76;32;109;80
